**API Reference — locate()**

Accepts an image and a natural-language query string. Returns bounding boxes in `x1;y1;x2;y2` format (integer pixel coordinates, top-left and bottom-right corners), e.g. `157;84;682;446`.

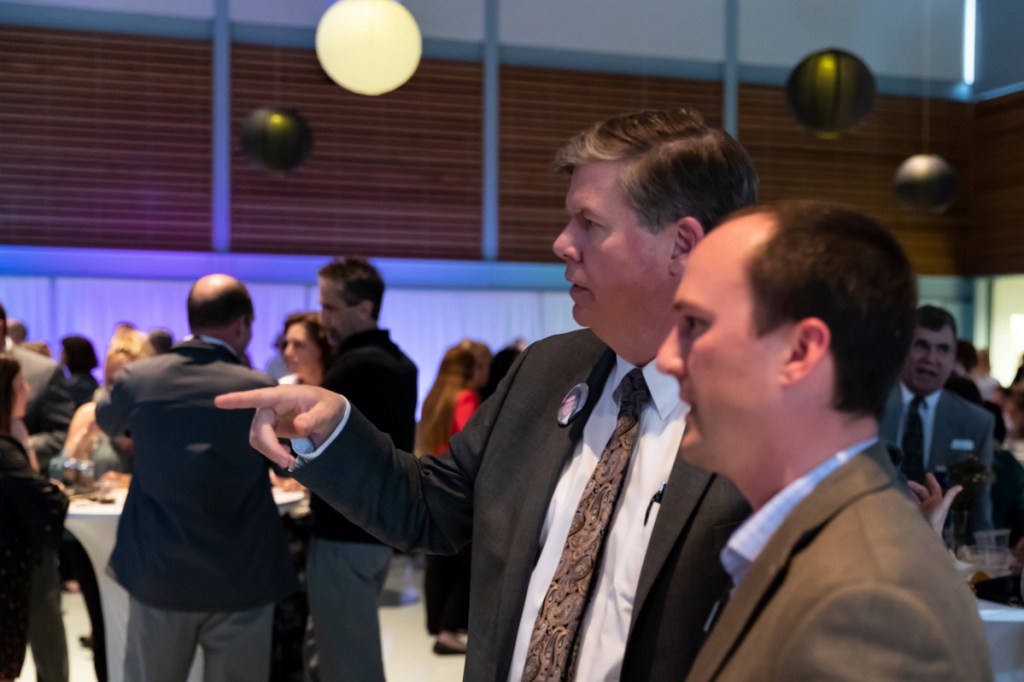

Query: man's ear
669;217;705;275
228;315;248;339
356;299;376;322
779;318;831;387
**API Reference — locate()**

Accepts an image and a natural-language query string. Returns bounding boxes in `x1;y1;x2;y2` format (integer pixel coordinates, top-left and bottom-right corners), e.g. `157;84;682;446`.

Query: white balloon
316;0;423;97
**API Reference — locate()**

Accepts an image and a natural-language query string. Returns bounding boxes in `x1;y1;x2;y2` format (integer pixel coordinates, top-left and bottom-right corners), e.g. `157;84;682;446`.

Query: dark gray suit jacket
686;443;991;681
96;339;291;611
295;329;750;681
12;345;74;470
880;384;994;530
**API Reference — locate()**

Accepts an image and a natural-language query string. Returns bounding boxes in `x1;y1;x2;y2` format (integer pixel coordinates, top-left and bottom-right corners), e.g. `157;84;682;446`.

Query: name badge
950;438;975;451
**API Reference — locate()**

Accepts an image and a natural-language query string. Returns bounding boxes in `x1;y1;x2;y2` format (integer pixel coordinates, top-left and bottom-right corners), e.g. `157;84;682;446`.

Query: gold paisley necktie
522;367;651;682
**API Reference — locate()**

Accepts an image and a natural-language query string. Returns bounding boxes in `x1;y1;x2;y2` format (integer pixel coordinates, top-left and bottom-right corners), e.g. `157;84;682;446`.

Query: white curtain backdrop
0;276;579;413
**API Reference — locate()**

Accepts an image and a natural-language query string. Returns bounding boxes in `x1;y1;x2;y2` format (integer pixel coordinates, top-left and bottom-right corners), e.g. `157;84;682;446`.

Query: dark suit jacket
96;339;291;611
310;328;418;544
12;345;74;471
880;385;995;530
686;443;992;681
295;329;750;681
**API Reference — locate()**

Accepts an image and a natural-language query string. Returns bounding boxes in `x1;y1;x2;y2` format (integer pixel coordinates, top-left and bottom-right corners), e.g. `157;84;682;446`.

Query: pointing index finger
215;388;281;410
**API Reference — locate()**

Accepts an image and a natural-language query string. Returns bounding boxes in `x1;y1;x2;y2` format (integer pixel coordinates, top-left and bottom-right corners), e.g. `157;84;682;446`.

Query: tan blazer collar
690;442;897;681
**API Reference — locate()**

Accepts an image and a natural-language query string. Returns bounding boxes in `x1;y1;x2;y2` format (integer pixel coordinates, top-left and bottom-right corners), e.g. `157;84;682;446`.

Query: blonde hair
104;327;154;387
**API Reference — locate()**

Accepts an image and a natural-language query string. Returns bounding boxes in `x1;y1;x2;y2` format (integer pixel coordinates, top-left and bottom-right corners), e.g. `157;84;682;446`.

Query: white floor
18;555;465;682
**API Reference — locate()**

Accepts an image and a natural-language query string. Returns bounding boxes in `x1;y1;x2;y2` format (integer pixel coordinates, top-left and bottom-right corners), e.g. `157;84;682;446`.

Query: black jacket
311;328;417;544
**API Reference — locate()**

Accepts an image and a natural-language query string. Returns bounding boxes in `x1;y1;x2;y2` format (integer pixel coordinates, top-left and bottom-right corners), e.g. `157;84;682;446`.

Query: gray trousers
303;538;392;682
28;546;68;682
124;597;274;682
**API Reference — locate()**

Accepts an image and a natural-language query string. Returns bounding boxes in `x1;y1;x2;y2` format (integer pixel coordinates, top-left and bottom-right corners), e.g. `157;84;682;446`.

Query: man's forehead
688;214;771;275
675;213;772;307
319;279;345;297
914;325;955;343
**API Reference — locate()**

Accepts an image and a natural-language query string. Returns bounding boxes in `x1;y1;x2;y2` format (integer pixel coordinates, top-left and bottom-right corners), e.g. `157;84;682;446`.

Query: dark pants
64;538;107;681
28;546;68;682
424;545;472;635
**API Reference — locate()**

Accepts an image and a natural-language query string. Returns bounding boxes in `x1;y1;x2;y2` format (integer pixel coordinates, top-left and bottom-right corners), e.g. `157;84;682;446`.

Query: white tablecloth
979;598;1024;681
65;487;305;682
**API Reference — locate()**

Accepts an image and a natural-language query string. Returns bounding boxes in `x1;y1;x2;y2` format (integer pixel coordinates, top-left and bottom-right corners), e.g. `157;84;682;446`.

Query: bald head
187;274;254;335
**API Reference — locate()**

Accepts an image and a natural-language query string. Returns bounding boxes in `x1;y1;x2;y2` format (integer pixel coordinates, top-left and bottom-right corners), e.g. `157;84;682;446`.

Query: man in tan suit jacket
657;200;991;681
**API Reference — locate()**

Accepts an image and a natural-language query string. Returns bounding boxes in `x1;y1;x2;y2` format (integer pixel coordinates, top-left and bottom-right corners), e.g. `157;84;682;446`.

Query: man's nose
552;222;577;262
656;328;685;380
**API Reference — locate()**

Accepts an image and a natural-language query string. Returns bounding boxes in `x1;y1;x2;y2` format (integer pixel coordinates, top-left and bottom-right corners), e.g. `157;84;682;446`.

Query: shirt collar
185;334;239;359
899;381;941;411
612;355;683;420
720;437;877;588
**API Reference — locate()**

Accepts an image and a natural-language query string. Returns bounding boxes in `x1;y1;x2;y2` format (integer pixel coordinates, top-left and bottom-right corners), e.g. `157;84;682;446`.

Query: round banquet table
65;486;305;682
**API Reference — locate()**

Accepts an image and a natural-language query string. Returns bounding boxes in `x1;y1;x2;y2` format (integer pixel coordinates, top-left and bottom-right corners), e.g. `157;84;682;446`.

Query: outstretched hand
214;385;348;469
907;471;962;536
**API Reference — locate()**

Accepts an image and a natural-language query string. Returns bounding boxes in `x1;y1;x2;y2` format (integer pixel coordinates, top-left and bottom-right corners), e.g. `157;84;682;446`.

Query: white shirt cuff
288;399;351;471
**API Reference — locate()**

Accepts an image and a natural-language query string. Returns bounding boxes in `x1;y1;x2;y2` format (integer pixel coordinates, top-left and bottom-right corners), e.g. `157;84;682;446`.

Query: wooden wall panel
0;25;212;251
965;90;1024;275
231;45;483;260
738;84;973;276
499;66;722;262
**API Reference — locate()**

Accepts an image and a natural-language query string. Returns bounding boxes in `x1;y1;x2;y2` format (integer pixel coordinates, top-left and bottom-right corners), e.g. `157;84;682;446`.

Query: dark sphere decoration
785;49;876;137
241;108;313;173
893;154;957;214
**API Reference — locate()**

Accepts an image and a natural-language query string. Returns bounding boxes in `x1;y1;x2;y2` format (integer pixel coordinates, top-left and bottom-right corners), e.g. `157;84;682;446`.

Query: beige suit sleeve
773;583;985;681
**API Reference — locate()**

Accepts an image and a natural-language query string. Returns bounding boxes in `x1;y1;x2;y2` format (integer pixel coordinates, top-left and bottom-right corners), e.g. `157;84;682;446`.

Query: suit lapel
689;443;897;681
631;457;713;631
931;392;954;469
520;348;615;537
879;385;902;444
493;346;616;669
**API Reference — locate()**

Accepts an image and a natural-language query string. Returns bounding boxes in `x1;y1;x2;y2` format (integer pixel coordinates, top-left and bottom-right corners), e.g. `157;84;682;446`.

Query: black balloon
893;154;957;213
786;49;876;136
242;108;313;173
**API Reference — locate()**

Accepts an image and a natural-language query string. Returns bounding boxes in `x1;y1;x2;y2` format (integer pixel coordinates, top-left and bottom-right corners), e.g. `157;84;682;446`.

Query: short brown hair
283;312;334;367
743;201;917;417
318;257;384;320
553;108;759;234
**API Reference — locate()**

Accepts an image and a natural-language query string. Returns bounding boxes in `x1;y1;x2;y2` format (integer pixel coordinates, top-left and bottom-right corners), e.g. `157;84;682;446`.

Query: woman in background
51;326;152;681
0;353;68;682
279;312;333;386
416;344;483;655
58;326;153;478
60;335;99;408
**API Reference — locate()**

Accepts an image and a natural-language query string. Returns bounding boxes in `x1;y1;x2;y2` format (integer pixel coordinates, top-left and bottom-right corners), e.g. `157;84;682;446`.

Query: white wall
6;0;972;81
989;275;1024;386
739;0;964;80
11;0;213;19
229;0;486;42
0;275;579;416
500;0;725;62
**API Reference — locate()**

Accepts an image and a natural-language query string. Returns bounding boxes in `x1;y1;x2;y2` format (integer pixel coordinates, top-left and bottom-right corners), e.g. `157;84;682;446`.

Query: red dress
425;389;480;638
433;389;480;456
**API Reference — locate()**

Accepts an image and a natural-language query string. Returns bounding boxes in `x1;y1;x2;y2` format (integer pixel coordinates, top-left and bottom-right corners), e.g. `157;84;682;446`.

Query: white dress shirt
896;382;942;469
293;356;686;682
507;357;685;682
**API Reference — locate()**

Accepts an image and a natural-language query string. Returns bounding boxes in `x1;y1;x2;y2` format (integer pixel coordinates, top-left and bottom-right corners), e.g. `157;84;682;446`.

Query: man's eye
683;316;707;335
